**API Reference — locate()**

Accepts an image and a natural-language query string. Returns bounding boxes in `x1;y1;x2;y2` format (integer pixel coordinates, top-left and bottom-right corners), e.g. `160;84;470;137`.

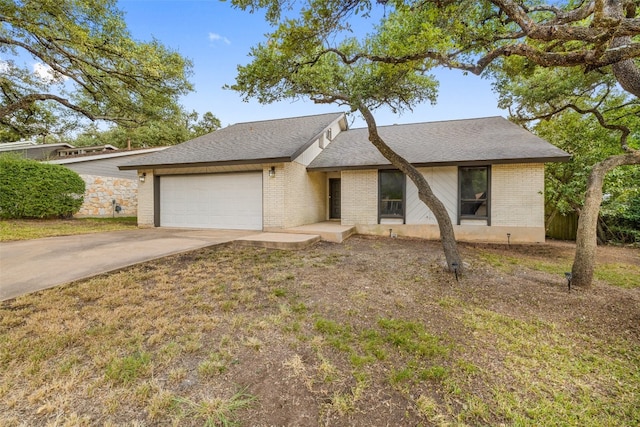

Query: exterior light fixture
565;272;572;292
452;262;459;282
139;172;146;182
507;232;511;247
269;166;276;178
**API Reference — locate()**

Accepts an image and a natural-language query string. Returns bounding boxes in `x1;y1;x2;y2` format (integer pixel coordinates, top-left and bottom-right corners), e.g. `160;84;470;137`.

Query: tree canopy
492;58;639;218
71;110;222;149
0;0;194;140
233;0;639;97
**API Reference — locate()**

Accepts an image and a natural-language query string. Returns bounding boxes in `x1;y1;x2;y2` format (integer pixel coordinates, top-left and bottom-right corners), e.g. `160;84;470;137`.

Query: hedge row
0;155;85;219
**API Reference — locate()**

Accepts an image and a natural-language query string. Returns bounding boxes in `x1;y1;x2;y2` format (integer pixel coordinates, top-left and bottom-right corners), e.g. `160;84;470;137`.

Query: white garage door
160;173;263;230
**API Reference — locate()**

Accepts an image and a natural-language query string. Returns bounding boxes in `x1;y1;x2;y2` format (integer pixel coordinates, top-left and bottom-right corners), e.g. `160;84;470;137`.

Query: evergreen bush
601;191;640;244
0;155;85;219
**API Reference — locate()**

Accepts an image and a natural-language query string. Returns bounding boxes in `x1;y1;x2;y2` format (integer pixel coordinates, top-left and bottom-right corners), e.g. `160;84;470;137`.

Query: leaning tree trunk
359;106;463;272
571;151;640;287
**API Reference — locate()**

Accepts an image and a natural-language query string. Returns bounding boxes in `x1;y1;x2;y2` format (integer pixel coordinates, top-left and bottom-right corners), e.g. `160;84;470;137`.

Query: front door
329;178;341;219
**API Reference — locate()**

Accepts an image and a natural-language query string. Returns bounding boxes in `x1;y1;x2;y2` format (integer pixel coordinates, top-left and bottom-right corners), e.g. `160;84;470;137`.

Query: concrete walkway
0;228;255;301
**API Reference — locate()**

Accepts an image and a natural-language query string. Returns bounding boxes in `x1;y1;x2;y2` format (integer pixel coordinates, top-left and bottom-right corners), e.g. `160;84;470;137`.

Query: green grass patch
314;317;354;352
360;329;388;361
389;365;415;386
476;250;639;288
198;351;232;377
476;250;569;274
377;318;450;358
595;263;640;288
0;217;137;241
419;365;449;382
105;351;151;385
459;306;640;425
271;288;287;297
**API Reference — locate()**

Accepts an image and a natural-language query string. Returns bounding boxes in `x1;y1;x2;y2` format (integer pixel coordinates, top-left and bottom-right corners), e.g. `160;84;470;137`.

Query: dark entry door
329;178;341;219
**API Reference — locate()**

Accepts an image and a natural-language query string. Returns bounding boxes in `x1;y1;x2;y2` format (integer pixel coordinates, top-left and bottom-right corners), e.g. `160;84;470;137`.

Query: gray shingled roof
308;116;569;170
119;112;345;170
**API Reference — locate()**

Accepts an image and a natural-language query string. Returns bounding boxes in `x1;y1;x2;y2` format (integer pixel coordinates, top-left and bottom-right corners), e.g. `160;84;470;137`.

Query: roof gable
120;112;346;170
308;116;570;170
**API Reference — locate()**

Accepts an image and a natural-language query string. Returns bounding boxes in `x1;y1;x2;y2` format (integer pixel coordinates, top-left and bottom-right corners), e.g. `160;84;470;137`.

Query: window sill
459;218;489;226
380;217;404;225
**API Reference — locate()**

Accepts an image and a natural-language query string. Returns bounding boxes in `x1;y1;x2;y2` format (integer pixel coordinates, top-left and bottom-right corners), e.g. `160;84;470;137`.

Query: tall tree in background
534;113;626;228
72;110;222;148
0;0;193;140
231;0;639;284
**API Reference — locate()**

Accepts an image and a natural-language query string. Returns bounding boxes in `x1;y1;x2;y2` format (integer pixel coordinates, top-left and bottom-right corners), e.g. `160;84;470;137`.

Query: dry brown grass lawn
1;236;639;426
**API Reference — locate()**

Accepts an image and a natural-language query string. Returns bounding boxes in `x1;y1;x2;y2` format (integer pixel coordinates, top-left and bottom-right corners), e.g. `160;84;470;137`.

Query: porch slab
234;232;321;250
268;222;355;243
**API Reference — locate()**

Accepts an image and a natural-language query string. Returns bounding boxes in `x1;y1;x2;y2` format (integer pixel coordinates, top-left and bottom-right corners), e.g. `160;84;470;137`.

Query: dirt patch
1;236;639;426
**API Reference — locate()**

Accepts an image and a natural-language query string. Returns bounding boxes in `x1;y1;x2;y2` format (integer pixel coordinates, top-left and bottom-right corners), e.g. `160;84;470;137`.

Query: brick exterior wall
340;163;546;243
284;162;326;228
75;174;137;218
491;163;545;227
341;170;378;225
264;162;326;229
263;164;286;228
136;169;155;226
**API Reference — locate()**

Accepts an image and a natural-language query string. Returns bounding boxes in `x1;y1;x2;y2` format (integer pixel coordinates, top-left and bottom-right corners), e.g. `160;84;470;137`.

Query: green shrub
600;191;640;244
0;155;85;219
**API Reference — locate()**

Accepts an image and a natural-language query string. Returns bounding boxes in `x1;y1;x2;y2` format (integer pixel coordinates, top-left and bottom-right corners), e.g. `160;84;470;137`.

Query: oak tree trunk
359;106;463;272
607;0;640;98
571;151;640;287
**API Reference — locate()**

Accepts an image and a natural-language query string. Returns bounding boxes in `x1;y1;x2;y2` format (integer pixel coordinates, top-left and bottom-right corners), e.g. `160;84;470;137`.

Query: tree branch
525;0;595;24
0;93;139;124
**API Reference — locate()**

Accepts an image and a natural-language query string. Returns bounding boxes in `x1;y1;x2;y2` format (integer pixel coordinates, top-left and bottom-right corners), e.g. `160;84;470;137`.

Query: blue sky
118;0;506;128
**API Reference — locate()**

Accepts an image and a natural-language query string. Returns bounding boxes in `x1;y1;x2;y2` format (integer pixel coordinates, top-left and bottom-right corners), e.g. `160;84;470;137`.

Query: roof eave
307;155;571;172
118;156;293;171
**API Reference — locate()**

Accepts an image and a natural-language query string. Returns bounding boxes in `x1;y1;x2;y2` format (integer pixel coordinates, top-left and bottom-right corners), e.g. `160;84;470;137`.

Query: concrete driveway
0;228;256;301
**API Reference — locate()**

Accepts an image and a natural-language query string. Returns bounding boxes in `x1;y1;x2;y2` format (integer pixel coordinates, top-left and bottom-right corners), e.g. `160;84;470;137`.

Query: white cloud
208;32;231;45
33;62;67;83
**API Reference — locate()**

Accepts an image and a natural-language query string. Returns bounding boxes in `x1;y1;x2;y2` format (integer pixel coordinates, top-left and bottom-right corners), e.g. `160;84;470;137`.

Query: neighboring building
48;148;166;217
0;140;120;160
0;140;76;160
119;113;570;243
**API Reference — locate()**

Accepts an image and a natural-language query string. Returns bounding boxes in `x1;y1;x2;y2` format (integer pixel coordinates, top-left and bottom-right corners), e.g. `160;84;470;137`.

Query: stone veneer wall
75;174;138;217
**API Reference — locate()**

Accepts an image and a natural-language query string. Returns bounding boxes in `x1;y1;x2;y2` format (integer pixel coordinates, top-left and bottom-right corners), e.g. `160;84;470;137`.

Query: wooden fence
546;212;579;241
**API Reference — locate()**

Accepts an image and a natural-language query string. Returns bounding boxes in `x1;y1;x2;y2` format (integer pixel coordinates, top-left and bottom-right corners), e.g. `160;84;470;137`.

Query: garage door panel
160;173;263;230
